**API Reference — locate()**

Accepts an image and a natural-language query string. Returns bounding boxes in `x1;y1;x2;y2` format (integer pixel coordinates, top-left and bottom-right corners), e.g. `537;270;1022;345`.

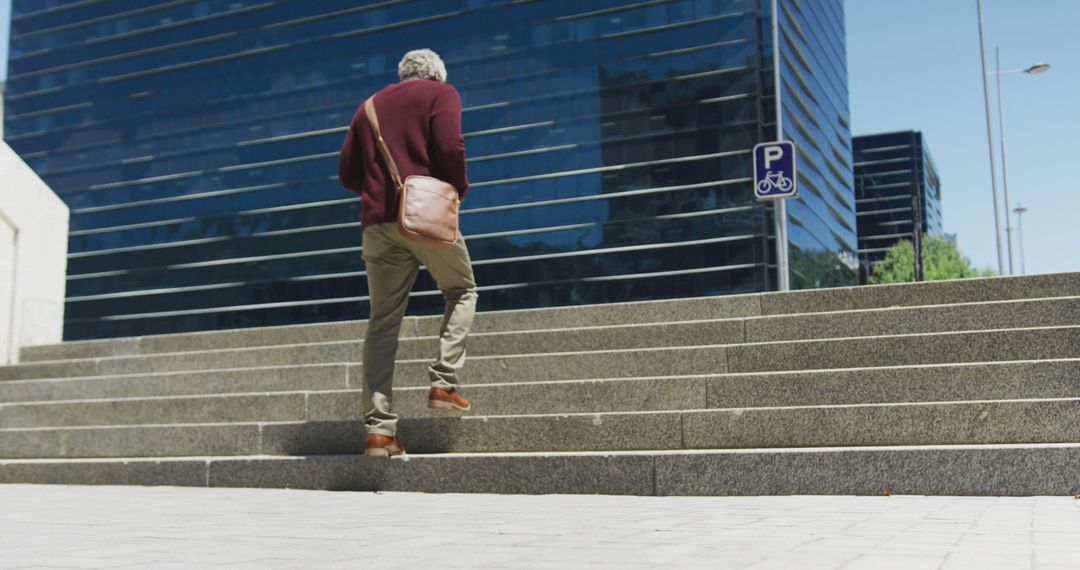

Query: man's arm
338;109;365;194
429;85;469;199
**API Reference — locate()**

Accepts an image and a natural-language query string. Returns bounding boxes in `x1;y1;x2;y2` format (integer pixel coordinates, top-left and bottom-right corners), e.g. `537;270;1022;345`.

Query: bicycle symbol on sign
756;171;793;194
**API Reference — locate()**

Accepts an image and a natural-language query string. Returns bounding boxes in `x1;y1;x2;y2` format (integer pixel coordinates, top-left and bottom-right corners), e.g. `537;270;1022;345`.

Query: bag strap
364;95;405;192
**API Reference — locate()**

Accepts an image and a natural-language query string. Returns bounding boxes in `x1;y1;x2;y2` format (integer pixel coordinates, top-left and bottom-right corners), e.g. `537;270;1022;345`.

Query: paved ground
1;485;1079;569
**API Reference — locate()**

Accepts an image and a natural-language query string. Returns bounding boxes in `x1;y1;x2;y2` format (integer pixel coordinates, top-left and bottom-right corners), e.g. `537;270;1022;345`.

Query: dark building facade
5;0;854;341
853;130;944;283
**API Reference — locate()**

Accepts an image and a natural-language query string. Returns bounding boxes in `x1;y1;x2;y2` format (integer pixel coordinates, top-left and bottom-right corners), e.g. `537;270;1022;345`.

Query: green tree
870;236;994;284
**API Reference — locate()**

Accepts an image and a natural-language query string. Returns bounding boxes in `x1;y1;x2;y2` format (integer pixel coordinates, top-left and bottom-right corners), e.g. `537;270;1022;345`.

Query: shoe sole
428;399;471;412
365;448;406;458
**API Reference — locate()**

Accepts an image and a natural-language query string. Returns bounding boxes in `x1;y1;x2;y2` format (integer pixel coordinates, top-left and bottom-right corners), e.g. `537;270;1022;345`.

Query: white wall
0;139;69;364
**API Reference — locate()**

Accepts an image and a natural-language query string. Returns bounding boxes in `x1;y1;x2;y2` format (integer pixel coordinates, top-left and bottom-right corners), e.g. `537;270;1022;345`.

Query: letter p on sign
764;146;784;169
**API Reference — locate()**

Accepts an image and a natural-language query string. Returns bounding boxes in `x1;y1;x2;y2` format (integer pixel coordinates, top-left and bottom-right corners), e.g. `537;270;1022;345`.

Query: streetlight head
1014;206;1028;214
1025;62;1051;75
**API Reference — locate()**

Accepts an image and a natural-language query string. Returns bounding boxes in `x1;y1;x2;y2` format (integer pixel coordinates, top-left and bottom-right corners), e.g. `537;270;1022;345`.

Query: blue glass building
4;0;854;340
775;0;857;289
853;130;944;283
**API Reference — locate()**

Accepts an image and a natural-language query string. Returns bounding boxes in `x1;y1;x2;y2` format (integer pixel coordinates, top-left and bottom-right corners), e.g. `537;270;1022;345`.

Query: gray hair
398;49;448;83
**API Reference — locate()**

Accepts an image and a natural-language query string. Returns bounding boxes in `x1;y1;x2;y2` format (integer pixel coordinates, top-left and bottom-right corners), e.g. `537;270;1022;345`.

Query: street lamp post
976;0;1005;275
1013;205;1028;275
993;47;1050;275
996;47;1014;275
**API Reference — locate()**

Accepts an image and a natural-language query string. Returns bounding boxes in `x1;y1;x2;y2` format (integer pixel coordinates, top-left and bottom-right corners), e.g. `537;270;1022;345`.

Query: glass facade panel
776;0;858;289
6;0;853;340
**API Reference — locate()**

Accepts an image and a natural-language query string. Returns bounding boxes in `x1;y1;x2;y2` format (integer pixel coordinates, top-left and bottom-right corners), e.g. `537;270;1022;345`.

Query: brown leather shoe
365;434;405;457
428;387;471;411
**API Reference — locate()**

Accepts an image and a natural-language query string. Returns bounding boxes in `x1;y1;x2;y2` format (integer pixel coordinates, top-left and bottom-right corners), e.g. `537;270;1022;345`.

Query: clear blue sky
848;0;1080;276
1;1;1076;276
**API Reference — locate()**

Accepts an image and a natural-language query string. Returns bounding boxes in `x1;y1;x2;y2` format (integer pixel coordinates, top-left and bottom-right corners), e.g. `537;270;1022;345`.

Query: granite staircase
1;273;1079;496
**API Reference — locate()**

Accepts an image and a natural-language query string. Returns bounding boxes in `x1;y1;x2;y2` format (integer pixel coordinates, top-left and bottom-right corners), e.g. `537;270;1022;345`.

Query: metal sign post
754;141;798;291
776;200;790;291
768;0;792;292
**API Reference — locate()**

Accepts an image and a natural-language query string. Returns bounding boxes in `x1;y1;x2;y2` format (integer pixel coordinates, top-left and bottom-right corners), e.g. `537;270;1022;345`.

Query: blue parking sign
753;141;798;200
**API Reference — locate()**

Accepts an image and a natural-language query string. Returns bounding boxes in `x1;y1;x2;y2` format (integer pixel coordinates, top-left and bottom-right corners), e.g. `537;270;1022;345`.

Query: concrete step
446;326;1080;383
0;391;314;429
21;296;1080;371
756;271;1080;316
19;321;365;365
3;359;1079;422
19;295;760;364
725;326;1080;373
1;319;748;381
1;443;1078;496
3;341;362;381
707;359;1080;407
6;302;1080;382
743;296;1080;342
0;346;727;404
24;319;748;380
21;272;1080;364
439;273;1078;338
4;272;1075;497
0;364;350;404
5;389;1080;452
0;366;711;427
2;325;1077;400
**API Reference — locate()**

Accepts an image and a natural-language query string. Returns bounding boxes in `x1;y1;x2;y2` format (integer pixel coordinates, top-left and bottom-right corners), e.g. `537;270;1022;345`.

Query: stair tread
6;325;1080;379
4;273;1080;495
19;292;1080;363
4;393;1080;430
4;441;1080;463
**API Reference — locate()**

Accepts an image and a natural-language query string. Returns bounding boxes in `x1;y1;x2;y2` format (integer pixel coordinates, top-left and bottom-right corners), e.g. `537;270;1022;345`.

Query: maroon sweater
338;80;469;229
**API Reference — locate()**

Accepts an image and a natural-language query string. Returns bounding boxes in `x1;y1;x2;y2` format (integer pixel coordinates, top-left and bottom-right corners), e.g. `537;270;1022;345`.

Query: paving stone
4;486;1079;569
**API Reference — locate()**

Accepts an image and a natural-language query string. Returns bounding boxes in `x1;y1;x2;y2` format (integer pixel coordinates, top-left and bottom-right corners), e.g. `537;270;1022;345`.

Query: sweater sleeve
429;85;469;199
338;108;365;195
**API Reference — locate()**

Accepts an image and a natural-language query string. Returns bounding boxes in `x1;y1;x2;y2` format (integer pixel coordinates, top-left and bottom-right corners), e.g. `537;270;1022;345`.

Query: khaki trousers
361;223;478;437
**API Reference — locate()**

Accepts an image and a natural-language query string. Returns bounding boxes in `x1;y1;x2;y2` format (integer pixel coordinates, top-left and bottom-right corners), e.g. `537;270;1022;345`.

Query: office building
853;130;943;283
5;0;855;340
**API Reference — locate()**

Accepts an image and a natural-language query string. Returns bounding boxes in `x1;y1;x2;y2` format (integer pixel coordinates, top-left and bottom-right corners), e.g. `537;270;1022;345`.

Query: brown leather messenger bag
364;95;461;249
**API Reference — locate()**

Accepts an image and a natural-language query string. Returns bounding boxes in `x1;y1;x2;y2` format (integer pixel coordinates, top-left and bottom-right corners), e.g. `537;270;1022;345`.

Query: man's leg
361;224;420;437
409;233;478;392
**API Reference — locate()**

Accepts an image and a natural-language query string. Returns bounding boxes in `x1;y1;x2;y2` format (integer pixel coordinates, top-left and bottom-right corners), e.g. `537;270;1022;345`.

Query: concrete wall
0;140;69;364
